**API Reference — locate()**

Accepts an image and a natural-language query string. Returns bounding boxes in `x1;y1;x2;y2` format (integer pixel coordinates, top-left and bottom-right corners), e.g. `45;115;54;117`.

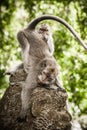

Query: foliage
0;0;87;116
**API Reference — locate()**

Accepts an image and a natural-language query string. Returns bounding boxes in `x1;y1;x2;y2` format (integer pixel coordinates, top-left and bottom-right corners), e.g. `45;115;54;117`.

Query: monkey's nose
42;70;47;74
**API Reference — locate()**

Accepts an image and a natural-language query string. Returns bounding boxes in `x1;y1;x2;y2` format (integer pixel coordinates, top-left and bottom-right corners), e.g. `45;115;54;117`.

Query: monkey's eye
51;69;54;72
41;62;46;68
45;29;48;31
39;28;42;30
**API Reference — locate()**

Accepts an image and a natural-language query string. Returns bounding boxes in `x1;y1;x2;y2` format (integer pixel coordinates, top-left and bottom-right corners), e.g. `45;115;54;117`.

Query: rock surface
0;67;72;130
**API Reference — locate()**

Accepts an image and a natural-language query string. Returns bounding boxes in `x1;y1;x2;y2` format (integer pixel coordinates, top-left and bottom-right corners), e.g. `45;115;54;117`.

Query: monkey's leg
18;69;37;122
17;31;29;50
17;87;32;122
47;34;54;56
17;31;30;72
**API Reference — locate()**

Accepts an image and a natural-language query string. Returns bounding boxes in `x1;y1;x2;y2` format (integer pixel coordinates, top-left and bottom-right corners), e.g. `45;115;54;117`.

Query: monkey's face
38;58;59;85
38;24;50;36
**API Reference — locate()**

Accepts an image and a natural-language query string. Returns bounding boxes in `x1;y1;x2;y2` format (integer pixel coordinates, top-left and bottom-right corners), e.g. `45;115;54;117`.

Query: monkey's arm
54;78;66;92
17;31;30;51
18;68;38;121
47;35;54;55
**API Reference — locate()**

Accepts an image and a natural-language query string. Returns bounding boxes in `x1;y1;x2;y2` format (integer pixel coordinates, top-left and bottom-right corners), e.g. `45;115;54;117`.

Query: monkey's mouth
38;73;55;84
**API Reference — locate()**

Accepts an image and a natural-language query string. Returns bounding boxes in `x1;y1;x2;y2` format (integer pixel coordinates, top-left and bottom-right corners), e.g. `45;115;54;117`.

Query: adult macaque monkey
17;22;58;121
17;15;87;121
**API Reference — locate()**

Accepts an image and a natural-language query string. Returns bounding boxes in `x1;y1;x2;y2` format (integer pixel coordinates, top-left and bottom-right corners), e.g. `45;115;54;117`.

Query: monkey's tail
28;15;87;50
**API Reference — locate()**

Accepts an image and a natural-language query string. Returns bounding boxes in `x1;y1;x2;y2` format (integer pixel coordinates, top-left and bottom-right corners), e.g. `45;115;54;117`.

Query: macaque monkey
17;23;58;121
37;60;64;91
38;24;54;55
17;15;87;121
37;58;59;85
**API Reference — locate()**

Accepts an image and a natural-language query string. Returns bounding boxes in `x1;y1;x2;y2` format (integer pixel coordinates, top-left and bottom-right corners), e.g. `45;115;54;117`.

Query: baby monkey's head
38;57;59;85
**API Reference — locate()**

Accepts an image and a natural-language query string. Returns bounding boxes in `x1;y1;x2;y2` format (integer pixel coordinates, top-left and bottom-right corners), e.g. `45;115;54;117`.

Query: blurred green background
0;0;87;116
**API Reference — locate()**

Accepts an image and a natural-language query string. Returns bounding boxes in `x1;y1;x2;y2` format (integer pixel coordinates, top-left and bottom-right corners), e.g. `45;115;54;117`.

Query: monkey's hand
55;79;66;93
4;70;16;76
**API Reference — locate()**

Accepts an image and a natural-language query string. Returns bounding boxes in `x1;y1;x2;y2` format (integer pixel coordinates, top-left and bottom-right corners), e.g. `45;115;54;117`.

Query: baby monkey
38;60;63;91
38;24;54;56
38;57;59;85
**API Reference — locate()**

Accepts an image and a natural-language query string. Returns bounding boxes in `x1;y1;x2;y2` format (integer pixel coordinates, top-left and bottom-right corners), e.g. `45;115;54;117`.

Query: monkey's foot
57;87;66;93
17;111;27;122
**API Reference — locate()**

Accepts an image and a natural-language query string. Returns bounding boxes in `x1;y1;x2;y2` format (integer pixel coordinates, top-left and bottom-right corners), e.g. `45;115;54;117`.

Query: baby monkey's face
38;58;59;85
